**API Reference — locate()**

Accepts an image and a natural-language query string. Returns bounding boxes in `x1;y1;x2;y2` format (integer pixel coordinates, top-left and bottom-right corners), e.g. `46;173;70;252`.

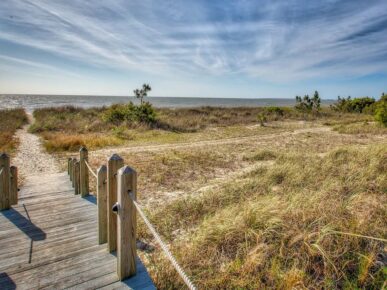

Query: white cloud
0;0;386;83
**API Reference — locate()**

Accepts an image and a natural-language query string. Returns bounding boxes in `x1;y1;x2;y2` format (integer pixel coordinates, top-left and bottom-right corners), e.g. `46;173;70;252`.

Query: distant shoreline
0;94;335;112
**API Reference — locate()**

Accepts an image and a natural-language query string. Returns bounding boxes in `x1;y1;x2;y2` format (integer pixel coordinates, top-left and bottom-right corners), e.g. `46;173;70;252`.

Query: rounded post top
97;164;107;172
0;152;9;159
108;153;123;162
117;165;136;176
79;146;88;152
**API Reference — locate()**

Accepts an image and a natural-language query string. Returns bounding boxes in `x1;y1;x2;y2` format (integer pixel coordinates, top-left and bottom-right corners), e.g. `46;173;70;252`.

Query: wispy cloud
0;0;387;83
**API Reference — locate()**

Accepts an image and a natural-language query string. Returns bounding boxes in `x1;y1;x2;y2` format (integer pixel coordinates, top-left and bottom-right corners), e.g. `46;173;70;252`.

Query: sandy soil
90;126;332;159
13;116;60;178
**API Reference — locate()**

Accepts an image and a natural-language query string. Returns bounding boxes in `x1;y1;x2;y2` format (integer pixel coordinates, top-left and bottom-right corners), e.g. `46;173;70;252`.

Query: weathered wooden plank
0;221;97;253
40;261;116;290
0;236;98;272
0;224;97;257
0;171;155;289
0;247;107;285
0;210;96;237
3;244;103;276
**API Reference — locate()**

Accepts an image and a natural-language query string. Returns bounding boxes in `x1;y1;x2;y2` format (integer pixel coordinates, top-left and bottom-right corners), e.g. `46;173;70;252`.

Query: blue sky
0;0;386;99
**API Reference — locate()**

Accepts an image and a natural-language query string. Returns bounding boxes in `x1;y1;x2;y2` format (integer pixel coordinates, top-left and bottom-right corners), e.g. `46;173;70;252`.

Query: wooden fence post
69;158;74;183
10;166;18;205
67;157;72;175
107;154;124;253
117;166;137;280
0;153;10;210
74;161;80;195
72;158;77;188
97;165;107;244
80;147;89;197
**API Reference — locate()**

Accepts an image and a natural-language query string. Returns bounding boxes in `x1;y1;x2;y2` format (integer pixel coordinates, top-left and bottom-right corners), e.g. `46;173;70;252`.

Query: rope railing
131;196;197;290
67;147;197;287
84;160;97;179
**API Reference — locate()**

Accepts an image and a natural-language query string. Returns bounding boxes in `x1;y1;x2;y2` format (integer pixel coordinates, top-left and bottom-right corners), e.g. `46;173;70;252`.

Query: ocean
0;94;335;112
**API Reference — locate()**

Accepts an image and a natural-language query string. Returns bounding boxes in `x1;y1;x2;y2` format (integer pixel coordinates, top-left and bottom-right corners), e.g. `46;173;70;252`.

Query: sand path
90;126;332;158
13;115;60;178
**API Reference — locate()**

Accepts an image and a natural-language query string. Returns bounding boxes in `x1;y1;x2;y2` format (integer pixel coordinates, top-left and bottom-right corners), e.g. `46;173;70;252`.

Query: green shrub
134;102;157;123
331;96;375;113
265;106;284;116
102;102;157;125
295;91;321;112
374;94;387;126
257;113;267;126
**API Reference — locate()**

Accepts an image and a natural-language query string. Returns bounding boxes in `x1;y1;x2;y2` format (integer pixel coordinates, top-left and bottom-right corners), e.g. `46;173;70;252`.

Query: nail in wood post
0;153;10;210
69;158;74;182
74;161;80;195
10;166;18;205
107;154;124;252
79;147;89;197
117;166;137;280
97;165;108;244
72;158;77;188
67;157;71;175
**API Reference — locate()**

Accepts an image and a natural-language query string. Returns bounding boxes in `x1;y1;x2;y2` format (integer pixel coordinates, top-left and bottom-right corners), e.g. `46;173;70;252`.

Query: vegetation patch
145;144;387;289
0;108;28;152
41;132;123;152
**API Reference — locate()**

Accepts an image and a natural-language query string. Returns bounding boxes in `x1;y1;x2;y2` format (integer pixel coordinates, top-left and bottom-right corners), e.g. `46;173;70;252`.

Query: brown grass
0;108;28;152
143;144;386;289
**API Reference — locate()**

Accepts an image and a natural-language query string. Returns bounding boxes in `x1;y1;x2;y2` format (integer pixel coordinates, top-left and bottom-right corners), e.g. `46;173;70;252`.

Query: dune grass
333;121;387;135
29;105;375;152
36;104;386;288
141;144;386;289
0;108;28;152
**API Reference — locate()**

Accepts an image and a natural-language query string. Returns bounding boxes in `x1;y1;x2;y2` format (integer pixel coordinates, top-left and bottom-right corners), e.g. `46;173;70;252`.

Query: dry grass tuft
41;132;123;152
0;108;28;152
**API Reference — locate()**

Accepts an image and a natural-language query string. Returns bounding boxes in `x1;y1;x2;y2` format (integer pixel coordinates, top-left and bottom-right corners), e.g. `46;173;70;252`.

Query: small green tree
295;90;321;112
374;93;387;126
133;84;151;105
257;113;267;126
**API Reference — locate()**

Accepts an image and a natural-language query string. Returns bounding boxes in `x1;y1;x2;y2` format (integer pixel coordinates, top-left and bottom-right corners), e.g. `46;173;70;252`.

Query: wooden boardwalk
0;172;155;290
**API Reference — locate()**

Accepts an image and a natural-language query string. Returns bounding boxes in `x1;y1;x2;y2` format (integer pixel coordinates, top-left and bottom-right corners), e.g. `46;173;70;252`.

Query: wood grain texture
74;161;80;195
117;166;137;280
10;166;18;205
0;153;10;210
97;165;108;244
107;154;124;253
0;171;154;289
80;147;89;197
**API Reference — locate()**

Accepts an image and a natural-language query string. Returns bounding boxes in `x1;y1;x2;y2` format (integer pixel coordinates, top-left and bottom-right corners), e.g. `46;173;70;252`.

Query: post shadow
0;273;16;290
1;207;46;241
83;194;97;205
